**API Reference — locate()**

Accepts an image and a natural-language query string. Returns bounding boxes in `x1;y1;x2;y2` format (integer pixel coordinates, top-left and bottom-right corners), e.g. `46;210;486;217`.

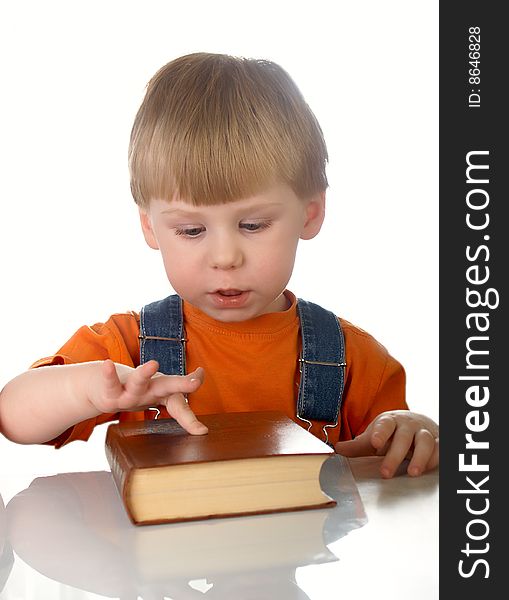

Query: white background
0;0;438;423
0;3;438;598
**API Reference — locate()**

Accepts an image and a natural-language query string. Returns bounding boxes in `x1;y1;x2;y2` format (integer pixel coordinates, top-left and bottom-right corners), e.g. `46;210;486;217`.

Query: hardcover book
105;410;336;525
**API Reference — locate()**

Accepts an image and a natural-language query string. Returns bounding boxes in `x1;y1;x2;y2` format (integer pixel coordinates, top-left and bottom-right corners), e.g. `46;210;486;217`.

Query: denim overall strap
139;294;186;376
296;299;346;445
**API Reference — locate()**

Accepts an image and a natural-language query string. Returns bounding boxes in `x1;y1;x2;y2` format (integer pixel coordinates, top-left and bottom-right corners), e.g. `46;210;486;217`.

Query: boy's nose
208;236;244;270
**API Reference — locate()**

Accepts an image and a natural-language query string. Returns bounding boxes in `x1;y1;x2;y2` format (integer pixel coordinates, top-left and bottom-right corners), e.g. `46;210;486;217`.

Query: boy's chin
187;298;261;323
198;294;290;323
181;290;290;322
199;305;260;323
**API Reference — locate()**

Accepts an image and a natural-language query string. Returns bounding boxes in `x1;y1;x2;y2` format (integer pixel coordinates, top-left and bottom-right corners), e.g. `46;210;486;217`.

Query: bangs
129;53;328;207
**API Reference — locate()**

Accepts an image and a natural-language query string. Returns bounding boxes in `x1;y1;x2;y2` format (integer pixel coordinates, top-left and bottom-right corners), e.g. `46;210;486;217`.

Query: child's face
139;184;325;322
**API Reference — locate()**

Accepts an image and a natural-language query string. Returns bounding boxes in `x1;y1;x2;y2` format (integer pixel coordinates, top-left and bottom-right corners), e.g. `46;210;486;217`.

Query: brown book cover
105;410;336;525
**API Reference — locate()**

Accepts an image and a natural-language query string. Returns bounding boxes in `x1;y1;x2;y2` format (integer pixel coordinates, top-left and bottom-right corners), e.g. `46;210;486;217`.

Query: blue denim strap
139;294;186;376
296;299;346;443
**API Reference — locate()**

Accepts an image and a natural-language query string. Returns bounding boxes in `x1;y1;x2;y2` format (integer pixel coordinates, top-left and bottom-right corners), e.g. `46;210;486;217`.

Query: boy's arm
0;360;207;445
336;320;438;477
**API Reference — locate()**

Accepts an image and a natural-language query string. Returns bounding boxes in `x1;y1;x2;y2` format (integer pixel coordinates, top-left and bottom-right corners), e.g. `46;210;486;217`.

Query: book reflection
6;455;366;599
0;493;14;594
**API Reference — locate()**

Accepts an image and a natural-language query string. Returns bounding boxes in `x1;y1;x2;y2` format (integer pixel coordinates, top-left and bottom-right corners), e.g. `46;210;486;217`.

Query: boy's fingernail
190;368;203;381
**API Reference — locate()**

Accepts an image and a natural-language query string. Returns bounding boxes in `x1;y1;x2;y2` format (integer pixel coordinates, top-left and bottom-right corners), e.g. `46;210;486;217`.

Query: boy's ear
139;209;160;250
300;192;326;240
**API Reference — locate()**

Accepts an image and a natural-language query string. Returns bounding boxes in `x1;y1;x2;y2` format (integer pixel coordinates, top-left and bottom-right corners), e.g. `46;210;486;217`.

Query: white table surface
0;425;438;599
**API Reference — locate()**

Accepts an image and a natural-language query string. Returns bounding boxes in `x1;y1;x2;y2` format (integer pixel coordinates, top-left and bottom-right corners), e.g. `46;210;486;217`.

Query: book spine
105;427;136;523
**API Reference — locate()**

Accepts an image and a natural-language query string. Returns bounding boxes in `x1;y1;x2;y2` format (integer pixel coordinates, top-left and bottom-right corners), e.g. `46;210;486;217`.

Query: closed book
105;410;336;525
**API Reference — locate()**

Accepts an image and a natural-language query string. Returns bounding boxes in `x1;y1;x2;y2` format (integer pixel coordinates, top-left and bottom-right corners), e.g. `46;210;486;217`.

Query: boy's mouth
215;289;244;296
209;289;250;308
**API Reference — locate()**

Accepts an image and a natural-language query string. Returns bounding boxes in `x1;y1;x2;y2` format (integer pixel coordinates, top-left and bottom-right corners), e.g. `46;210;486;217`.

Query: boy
0;52;438;478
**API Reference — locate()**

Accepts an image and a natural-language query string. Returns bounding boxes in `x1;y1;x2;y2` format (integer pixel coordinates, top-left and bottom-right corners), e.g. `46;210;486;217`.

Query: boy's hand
334;410;439;478
89;360;208;435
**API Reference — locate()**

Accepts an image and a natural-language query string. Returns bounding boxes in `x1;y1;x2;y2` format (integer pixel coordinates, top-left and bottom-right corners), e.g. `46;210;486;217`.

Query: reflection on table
0;493;14;595
4;455;366;600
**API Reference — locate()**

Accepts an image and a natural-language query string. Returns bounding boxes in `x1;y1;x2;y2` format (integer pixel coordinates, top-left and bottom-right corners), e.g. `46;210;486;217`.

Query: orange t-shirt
32;291;407;448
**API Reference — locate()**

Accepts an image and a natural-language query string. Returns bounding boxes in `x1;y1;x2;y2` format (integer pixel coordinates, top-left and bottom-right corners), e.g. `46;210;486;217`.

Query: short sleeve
338;319;407;441
31;312;143;448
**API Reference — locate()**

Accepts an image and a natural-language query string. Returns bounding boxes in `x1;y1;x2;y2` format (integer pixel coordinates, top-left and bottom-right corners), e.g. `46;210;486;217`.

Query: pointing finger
165;392;208;435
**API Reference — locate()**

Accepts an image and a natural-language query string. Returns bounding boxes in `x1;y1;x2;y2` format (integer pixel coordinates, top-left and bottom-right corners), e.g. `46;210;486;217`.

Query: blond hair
128;52;328;207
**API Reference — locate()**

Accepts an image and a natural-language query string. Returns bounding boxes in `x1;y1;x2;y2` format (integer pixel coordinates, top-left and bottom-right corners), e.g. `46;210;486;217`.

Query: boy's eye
174;226;204;237
240;221;272;232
